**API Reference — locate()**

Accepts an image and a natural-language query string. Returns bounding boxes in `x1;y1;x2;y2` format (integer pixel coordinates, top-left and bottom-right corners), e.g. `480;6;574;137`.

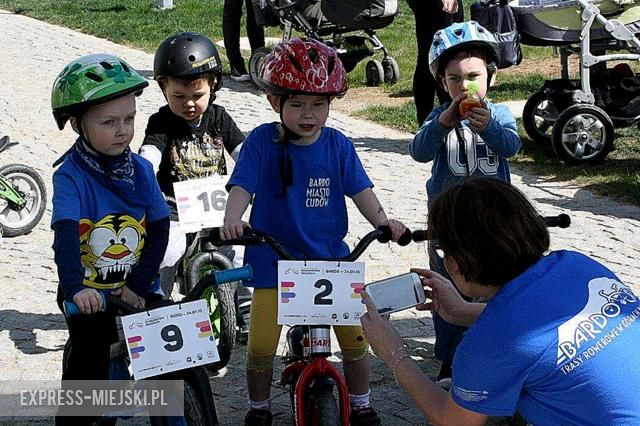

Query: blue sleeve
336;131;373;197
125;216;170;297
408;105;451;163
478;104;522;158
51;168;81;225
226;126;263;194
52;219;85;301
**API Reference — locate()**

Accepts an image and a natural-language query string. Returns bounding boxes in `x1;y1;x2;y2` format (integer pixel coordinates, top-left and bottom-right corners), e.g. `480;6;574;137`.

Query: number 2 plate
277;261;366;326
120;300;219;379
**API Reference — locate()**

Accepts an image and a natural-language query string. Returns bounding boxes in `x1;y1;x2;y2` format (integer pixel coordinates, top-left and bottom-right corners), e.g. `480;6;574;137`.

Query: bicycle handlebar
204;225;413;262
411;214;572;242
63;265;253;317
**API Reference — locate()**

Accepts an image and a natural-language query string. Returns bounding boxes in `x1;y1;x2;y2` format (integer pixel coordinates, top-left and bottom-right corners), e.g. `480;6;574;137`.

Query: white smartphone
364;272;425;315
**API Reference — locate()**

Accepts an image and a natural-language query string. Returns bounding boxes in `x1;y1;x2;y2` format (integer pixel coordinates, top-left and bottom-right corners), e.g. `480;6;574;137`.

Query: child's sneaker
349;406;381;426
244;408;272;426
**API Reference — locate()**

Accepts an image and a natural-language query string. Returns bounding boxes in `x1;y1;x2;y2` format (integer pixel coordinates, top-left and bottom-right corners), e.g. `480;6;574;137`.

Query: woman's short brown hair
427;177;550;287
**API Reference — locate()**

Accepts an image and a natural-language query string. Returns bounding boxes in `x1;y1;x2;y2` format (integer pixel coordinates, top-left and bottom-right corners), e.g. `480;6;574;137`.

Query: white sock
248;398;271;411
349;390;371;410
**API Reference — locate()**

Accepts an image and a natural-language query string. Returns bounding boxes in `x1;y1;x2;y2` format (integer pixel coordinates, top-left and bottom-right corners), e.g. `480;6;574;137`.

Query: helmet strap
487;63;497;87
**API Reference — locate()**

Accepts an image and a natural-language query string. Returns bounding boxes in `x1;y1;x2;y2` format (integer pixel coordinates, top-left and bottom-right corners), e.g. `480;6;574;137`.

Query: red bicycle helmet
257;38;348;97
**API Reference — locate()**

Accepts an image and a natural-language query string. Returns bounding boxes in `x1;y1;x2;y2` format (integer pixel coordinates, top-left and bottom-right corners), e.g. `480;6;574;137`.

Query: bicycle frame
62;267;252;424
0;137;27;207
281;325;350;426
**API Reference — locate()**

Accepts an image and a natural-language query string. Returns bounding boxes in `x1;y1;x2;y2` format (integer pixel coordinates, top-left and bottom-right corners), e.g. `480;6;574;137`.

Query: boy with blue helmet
409;21;522;387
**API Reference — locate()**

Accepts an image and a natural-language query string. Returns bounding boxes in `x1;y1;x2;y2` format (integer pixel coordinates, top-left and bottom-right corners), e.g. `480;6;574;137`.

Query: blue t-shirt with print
52;154;169;296
409;102;521;208
227;123;373;288
452;250;640;425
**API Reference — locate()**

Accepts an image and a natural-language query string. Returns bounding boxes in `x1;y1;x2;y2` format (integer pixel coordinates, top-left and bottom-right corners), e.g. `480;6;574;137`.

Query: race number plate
120;300;220;379
173;176;227;233
277;261;366;326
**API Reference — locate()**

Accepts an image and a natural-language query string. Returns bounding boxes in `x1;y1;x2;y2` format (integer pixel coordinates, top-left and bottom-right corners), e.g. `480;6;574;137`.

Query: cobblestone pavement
0;10;639;425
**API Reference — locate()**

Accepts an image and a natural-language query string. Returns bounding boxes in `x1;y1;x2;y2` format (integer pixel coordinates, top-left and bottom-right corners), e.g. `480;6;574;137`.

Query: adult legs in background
223;0;266;80
406;0;463;127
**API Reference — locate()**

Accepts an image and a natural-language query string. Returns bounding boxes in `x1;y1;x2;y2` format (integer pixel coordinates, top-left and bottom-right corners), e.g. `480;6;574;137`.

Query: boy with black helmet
408;21;522;389
140;32;245;297
220;38;406;426
51;53;170;421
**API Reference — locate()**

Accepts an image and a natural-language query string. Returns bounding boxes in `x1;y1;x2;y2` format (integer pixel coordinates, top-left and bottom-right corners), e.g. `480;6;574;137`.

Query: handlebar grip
376;225;393;243
213;265;253;284
543;214;571;228
63;295;106;317
376;226;413;246
397;228;413;247
205;227;223;244
411;230;428;242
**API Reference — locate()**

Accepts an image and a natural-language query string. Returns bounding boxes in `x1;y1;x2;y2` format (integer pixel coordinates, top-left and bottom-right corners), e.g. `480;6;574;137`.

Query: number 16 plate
277;260;366;326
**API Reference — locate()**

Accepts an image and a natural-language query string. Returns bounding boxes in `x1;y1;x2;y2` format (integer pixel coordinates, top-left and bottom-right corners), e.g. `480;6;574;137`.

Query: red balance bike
207;225;412;426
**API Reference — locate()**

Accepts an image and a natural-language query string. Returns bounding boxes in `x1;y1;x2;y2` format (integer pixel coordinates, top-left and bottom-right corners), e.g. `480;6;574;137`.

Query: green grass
1;0;638;206
512;122;640;205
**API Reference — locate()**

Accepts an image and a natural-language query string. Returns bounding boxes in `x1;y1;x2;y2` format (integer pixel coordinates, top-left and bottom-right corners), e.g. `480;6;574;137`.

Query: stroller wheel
523;91;559;145
365;59;384;87
551;104;614;165
381;57;400;84
249;47;271;85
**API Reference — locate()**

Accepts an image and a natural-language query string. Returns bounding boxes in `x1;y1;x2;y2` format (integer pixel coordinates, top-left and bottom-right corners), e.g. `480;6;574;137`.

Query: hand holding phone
364;272;425;315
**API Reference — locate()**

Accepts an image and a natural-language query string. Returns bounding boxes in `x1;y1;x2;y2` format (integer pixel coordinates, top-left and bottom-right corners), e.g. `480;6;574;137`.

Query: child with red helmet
220;38;406;426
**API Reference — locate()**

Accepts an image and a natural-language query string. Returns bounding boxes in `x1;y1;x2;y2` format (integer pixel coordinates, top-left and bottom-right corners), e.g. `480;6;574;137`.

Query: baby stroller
250;0;399;86
510;0;640;164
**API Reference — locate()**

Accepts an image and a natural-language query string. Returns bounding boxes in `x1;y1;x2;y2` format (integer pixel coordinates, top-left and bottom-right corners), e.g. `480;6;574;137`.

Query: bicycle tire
62;338;71;376
306;387;340;426
201;278;236;373
184;252;238;373
150;367;219;426
0;163;47;237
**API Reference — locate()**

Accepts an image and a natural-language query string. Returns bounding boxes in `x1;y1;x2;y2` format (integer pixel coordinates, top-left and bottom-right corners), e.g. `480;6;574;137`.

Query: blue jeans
429;244;470;364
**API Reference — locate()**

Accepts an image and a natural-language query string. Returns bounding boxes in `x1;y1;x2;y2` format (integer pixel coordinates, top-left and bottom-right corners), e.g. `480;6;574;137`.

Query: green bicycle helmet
52;53;149;130
429;21;500;79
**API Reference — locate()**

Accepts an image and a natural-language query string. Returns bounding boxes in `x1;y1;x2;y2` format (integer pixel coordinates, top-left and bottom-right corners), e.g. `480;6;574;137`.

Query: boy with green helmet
51;53;169;423
51;53;149;131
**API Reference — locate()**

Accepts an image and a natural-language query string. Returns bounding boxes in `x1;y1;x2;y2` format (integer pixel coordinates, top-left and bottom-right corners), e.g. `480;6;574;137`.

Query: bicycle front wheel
150;367;219;426
306;388;340;426
200;277;236;372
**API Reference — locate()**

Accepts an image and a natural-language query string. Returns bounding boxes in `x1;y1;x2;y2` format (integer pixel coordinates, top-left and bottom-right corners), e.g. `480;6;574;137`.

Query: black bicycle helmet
153;32;223;92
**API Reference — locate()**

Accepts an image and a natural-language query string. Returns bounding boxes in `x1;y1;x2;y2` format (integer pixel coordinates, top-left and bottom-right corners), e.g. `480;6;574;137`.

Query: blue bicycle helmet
429;21;500;79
